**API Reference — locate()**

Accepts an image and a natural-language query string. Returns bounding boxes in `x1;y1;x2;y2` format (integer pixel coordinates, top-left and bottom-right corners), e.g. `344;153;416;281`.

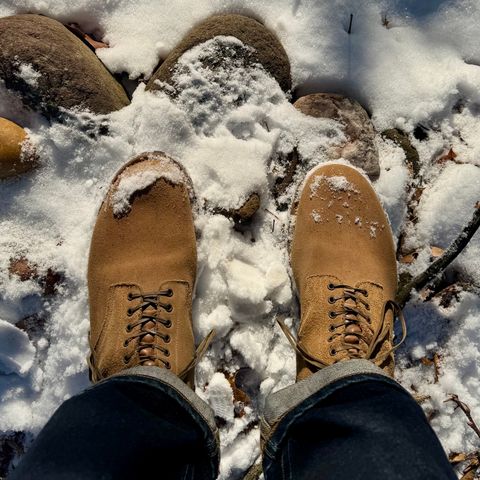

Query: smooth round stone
0;118;37;179
146;14;291;93
0;14;130;119
294;93;380;180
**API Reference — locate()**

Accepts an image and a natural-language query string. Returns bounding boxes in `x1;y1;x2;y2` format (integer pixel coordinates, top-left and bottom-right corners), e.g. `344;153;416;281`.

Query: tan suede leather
88;152;199;387
290;164;399;380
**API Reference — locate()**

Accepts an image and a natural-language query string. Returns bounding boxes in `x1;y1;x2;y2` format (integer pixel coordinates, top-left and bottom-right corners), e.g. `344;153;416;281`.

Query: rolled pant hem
108;366;219;458
261;359;393;450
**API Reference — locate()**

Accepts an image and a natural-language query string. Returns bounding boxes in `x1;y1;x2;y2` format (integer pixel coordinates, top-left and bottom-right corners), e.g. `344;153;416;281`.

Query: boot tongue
341;295;366;355
139;310;157;365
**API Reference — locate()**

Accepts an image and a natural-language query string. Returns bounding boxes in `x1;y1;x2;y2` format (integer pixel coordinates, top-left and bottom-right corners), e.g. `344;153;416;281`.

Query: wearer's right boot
88;152;213;388
283;163;406;381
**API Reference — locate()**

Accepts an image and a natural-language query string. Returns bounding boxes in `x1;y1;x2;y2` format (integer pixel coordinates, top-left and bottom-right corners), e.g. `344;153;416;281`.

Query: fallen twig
396;204;480;307
445;394;480;441
242;460;262;480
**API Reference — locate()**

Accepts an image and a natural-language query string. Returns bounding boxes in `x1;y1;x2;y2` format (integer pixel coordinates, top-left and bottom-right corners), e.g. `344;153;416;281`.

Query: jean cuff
107;366;219;460
261;359;395;451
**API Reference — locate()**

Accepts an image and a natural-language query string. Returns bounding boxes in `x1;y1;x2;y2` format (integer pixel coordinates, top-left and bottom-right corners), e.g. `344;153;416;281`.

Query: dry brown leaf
430;246;445;258
437;147;458;164
84;33;108;49
66;23;109;50
400;252;418;264
420;353;441;383
420;357;433;366
8;257;38;281
413;393;431;404
449;452;467;464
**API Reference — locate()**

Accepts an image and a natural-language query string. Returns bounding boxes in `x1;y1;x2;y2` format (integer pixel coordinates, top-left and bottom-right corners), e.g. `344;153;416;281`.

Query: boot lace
124;289;174;368
278;282;407;370
123;289;215;379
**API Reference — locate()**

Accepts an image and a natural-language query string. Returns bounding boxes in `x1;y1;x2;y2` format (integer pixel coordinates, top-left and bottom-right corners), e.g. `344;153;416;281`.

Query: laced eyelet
328;311;336;319
329;324;335;332
165;362;171;370
328;296;335;304
123;340;129;347
164;335;171;343
127;293;134;301
328;336;333;342
127;308;133;317
330;348;337;356
165;304;173;313
327;283;335;290
164;350;170;357
123;355;129;364
363;290;369;297
164;320;172;328
126;324;132;332
366;304;370;311
166;289;173;297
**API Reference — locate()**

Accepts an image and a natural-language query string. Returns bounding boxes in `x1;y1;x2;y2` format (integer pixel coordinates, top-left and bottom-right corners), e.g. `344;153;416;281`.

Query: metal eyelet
363;290;369;297
164;320;172;328
126;324;132;332
328;296;335;304
328;336;333;342
330;348;337;356
166;304;173;313
329;324;335;332
327;283;335;290
123;340;129;347
127;293;133;301
164;335;171;343
165;362;171;370
366;304;370;311
127;308;133;317
166;289;173;297
328;311;336;319
123;355;129;364
164;350;170;357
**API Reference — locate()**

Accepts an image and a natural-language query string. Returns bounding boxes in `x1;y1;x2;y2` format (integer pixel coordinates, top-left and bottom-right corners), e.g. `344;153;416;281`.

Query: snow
15;62;41;87
0;0;480;477
111;157;187;216
0;319;35;376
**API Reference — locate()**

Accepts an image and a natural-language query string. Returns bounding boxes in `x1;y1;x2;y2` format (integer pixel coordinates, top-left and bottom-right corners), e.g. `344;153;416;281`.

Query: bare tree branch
397;204;480;308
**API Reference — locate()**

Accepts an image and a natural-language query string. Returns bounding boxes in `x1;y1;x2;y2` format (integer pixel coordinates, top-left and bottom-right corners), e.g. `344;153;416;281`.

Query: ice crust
0;0;480;477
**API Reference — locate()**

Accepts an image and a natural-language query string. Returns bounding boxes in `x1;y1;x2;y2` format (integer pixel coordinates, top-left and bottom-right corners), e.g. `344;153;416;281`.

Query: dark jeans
10;366;456;480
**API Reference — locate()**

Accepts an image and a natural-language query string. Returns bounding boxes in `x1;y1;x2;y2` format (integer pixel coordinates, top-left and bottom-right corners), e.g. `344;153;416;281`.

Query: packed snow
0;0;480;478
15;62;41;87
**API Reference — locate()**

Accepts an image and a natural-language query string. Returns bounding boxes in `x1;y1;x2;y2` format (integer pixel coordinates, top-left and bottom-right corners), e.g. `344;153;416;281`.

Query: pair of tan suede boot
88;153;405;386
87;15;406;388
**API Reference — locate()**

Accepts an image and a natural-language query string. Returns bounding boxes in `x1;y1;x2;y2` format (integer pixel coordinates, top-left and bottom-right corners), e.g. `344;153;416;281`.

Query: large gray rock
0;14;129;118
146;14;291;93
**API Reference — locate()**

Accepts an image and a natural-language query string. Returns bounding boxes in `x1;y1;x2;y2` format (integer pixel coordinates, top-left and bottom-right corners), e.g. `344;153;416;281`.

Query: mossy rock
0;14;129;119
146;14;291;93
